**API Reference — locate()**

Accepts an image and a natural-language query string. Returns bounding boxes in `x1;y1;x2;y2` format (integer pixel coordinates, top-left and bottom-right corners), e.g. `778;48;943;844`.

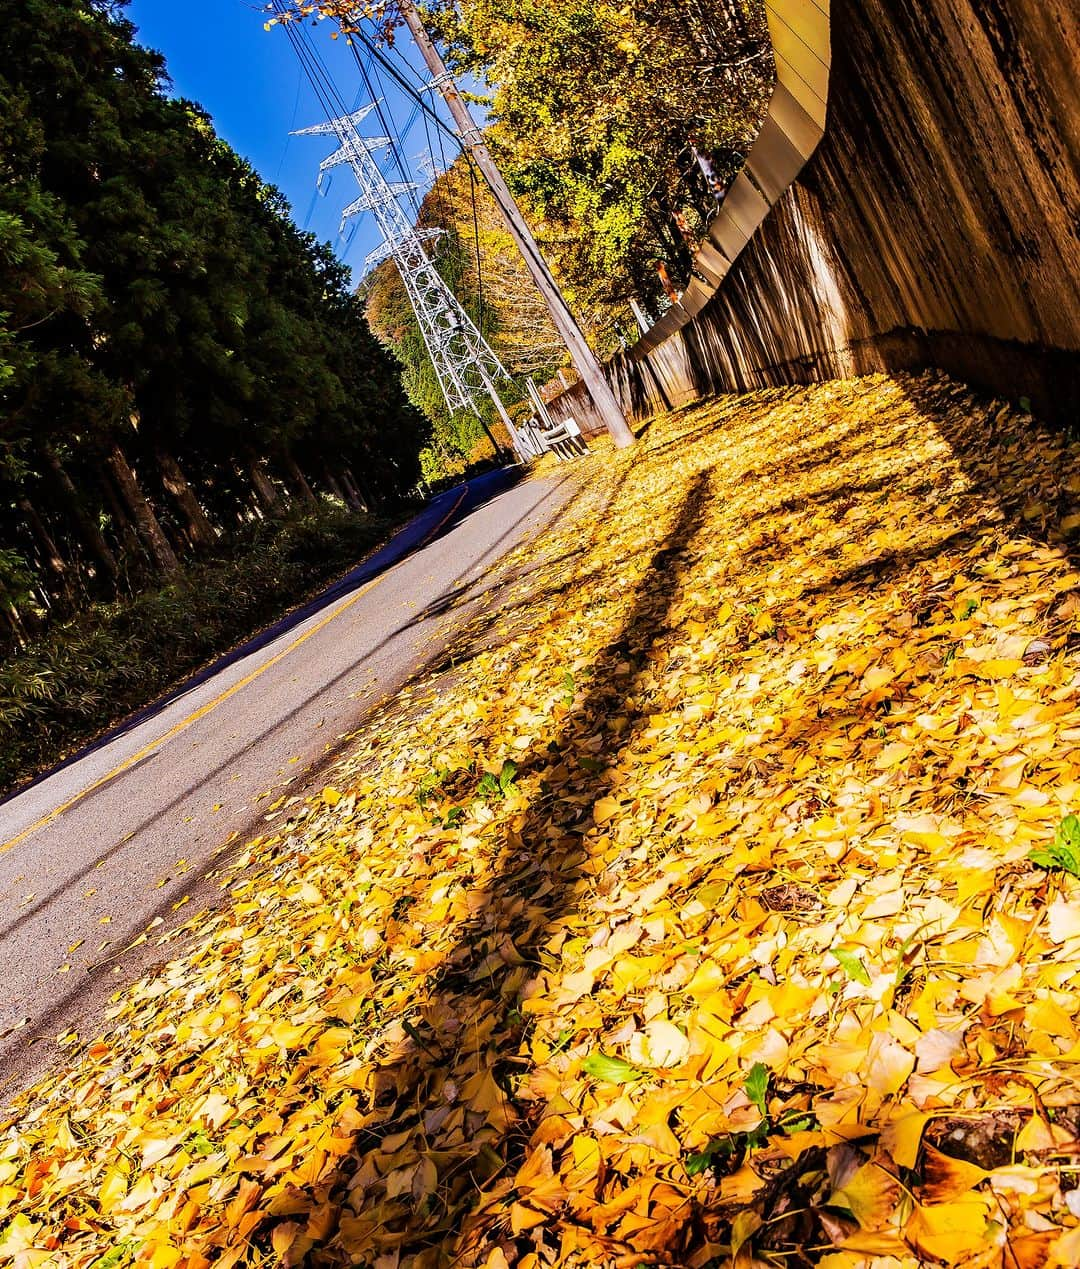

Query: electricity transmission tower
295;104;519;457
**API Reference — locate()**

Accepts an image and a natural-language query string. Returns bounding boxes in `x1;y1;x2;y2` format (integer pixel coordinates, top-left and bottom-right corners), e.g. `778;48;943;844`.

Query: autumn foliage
3;372;1080;1266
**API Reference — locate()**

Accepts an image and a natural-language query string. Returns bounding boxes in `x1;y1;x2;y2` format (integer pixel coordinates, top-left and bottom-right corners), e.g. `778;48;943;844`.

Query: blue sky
127;0;448;278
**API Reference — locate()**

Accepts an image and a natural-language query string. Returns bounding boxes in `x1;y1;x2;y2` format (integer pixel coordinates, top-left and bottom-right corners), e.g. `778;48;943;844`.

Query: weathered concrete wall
553;0;1080;430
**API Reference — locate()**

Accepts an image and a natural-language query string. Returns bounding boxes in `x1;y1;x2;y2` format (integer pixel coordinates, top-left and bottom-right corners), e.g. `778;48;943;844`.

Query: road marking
1;486;470;855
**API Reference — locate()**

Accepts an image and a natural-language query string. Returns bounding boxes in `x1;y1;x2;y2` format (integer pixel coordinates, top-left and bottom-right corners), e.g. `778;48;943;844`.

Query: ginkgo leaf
1046;897;1080;943
828;1160;901;1230
730;1209;762;1256
908;1196;995;1261
581;1053;647;1084
627;1020;690;1068
0;1215;42;1257
918;1144;988;1204
832;947;872;985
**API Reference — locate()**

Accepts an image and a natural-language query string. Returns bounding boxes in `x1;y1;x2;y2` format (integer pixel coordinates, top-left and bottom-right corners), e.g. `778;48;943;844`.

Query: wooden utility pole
395;0;636;450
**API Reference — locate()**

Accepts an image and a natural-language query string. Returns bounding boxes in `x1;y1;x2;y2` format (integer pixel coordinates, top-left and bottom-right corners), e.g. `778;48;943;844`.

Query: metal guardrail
512;417;589;463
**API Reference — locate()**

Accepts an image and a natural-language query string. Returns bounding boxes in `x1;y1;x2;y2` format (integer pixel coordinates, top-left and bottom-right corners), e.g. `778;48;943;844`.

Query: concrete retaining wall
551;0;1080;430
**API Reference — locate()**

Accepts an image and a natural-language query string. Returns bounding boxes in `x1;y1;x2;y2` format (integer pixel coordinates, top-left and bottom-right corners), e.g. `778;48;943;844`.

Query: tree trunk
41;443;118;584
647;205;693;289
341;468;368;513
0;578;29;647
156;449;216;551
281;451;318;509
629;297;653;334
99;464;145;575
321;465;348;505
0;603;21;647
17;495;72;604
349;467;379;511
107;442;180;576
246;453;281;516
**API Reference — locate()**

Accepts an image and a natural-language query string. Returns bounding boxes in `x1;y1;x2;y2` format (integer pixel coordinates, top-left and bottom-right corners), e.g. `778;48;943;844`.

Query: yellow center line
1;486;470;855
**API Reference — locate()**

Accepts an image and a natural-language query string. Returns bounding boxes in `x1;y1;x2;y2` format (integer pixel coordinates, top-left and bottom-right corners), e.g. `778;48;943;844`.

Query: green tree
428;0;773;345
0;0;427;637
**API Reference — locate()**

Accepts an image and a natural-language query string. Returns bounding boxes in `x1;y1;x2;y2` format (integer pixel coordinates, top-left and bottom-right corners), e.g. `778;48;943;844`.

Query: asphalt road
0;468;578;1094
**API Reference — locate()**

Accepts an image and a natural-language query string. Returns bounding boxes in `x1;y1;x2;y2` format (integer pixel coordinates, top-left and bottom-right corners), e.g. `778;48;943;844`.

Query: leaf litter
3;371;1080;1267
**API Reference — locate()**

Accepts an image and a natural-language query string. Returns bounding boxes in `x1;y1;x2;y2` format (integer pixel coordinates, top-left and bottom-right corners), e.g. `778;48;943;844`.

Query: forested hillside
0;0;435;791
0;0;427;642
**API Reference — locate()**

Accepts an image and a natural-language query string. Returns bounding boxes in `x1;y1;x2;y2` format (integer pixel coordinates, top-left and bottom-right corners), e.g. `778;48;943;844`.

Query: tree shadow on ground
46;370;1074;1267
706;372;1080;644
896;374;1080;575
0;472;596;1095
296;470;714;1265
401;462;636;677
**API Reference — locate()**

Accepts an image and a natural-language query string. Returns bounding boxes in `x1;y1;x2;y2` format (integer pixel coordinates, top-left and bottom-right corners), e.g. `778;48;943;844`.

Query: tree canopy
0;0;428;638
428;0;773;347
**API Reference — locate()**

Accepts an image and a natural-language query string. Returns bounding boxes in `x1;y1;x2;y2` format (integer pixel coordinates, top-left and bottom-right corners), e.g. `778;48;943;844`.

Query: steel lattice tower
295;105;520;449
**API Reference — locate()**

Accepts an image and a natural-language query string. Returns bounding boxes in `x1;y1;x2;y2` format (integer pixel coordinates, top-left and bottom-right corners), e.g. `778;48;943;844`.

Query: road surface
0;468;578;1094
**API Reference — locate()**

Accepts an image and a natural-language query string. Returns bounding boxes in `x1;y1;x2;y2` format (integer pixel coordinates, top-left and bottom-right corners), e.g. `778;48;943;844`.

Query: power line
434;122;464;296
279;7;349;117
383;28;431;91
274;0;458;280
273;2;563;330
419;93;440;186
274;4;503;334
340;24;462;149
274;5;345;125
390;0;634;446
466;159;486;341
348;40;417;204
277;7;524;460
274;63;304;183
367;55;425;217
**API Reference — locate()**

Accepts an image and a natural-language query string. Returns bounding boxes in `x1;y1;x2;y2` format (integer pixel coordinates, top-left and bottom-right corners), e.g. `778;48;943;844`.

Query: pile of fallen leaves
4;370;1080;1269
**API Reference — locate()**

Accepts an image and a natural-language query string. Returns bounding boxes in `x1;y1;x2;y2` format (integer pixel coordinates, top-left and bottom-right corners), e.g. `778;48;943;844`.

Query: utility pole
394;0;636;450
629;298;653;336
